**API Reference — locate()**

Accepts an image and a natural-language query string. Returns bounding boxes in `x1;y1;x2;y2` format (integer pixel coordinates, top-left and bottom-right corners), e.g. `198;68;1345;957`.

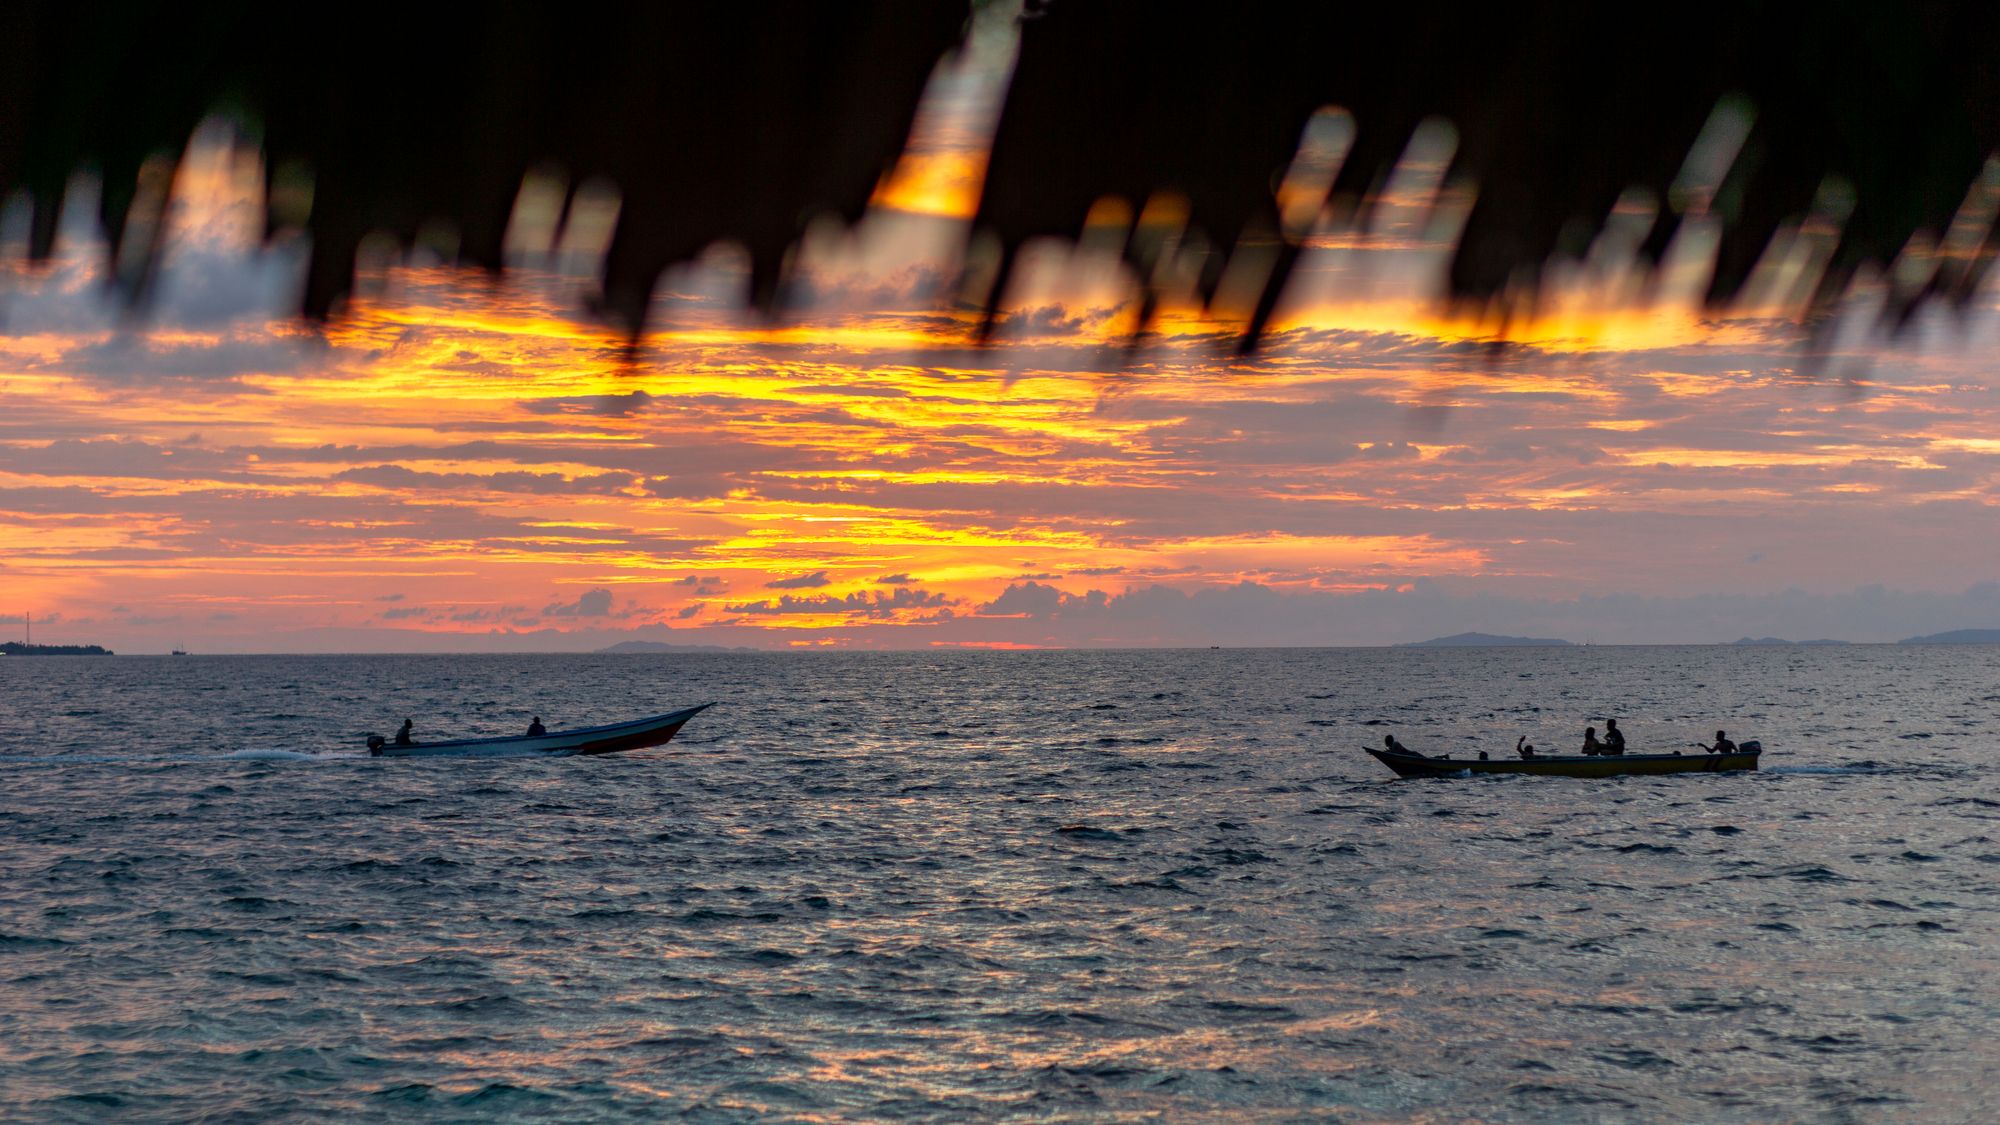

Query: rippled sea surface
3;647;1997;1121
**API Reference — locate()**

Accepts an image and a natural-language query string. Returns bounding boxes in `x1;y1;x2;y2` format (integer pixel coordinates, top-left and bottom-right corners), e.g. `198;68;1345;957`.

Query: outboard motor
366;734;386;757
1738;740;1761;753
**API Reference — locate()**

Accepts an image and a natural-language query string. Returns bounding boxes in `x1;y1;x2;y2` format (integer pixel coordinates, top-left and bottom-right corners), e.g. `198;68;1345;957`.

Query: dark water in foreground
2;647;1997;1121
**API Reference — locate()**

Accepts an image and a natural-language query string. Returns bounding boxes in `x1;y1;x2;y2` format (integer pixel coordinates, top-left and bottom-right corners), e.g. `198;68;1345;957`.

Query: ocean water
1;646;1996;1122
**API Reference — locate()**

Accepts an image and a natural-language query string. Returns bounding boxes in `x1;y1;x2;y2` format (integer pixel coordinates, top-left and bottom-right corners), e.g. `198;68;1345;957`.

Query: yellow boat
1365;743;1761;779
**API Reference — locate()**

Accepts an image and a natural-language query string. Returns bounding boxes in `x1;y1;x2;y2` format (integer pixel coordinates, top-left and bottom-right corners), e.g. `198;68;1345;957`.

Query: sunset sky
4;45;1999;653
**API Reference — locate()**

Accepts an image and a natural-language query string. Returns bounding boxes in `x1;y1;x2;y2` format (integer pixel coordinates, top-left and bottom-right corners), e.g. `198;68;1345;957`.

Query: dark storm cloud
766;571;832;589
1270;325;1555;371
638;474;738;500
334;464;638;495
0;485;713;558
40;332;324;384
978;581;1111;617
1001;303;1122;338
783;382;912;398
1434;441;1607;464
1357;440;1423;460
543;589;614;618
518;391;658;417
724;587;954;618
0;438;254;481
449;605;532;623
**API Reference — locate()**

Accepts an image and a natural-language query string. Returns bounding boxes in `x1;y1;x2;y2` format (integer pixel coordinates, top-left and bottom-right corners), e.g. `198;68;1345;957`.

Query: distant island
1899;628;2000;645
1;641;114;656
1398;632;1572;647
596;640;757;654
1731;637;1851;646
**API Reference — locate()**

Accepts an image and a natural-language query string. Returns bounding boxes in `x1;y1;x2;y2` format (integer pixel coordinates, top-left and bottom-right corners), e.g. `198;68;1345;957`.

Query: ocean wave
4;646;1997;1121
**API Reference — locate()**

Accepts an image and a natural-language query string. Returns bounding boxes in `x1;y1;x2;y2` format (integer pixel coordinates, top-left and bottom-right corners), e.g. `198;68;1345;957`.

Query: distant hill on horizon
0;641;114;656
1398;632;1573;647
597;640;759;654
1899;628;2000;645
1731;637;1851;646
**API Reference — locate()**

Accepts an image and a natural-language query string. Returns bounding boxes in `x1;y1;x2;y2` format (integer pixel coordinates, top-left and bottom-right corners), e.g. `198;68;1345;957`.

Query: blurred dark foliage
984;1;2000;347
2;1;1996;347
0;1;966;330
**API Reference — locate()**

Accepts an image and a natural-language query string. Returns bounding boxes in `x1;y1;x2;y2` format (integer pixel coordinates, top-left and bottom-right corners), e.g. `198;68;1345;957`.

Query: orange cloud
7;105;2000;652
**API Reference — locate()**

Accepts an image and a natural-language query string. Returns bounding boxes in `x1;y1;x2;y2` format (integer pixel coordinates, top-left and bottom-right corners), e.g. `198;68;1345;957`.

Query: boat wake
5;745;617;764
3;749;357;764
220;748;356;762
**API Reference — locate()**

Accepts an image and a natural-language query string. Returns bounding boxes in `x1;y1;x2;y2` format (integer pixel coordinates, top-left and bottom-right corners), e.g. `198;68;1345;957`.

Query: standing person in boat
1580;726;1604;755
1700;730;1737;754
1515;736;1537;759
526;716;546;736
394;718;414;746
1601;718;1627;755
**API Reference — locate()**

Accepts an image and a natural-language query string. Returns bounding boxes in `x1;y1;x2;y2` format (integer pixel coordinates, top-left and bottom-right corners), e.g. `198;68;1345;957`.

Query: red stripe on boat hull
574;718;693;755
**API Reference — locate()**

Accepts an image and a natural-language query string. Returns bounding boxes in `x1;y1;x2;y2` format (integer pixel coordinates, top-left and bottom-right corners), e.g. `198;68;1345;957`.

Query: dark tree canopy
4;1;1997;346
980;1;2000;345
0;1;967;329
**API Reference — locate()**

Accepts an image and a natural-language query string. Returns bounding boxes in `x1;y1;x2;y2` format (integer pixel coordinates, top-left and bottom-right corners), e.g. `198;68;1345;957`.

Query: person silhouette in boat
1701;730;1736;754
1601;718;1626;755
526;716;546;736
1384;734;1415;756
1515;735;1537;759
394;718;414;746
1580;726;1604;755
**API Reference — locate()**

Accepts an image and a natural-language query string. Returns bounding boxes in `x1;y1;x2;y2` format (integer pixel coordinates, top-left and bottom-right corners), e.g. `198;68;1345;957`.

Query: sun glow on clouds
6;84;2000;651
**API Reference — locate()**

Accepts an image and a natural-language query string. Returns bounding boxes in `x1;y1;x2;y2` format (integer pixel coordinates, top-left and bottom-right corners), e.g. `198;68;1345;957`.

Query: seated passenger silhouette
1602;718;1626;755
526;716;546;737
1580;726;1603;755
1516;736;1537;759
1701;730;1737;754
1384;734;1414;756
395;718;414;746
